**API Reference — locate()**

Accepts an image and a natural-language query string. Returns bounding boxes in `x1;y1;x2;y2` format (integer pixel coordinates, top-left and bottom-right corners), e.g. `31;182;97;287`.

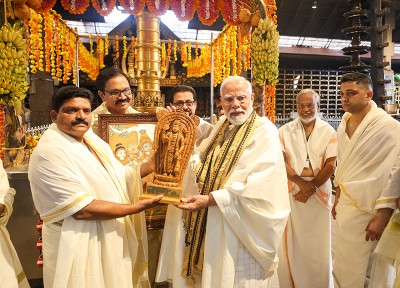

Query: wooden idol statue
142;109;199;204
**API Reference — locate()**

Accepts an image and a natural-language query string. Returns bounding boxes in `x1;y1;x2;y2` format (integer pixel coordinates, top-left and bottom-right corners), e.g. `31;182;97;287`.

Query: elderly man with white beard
155;75;290;287
277;89;337;288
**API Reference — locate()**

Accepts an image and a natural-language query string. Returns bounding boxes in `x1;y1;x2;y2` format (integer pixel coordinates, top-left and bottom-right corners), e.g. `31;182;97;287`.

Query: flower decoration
173;39;177;61
195;0;219;26
119;0;146;16
264;84;276;122
43;12;53;73
218;0;241;26
92;0;117;17
180;41;187;67
36;0;57;13
123;35;127;55
160;42;166;71
89;34;94;54
105;34;109;55
61;0;90;14
114;34;119;61
146;0;170;16
170;0;197;21
167;39;172;61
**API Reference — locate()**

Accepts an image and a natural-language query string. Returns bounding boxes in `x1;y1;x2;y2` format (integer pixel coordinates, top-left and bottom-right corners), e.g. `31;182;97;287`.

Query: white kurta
278;117;336;288
0;160;30;288
333;102;400;288
156;116;290;287
29;124;149;288
91;103;140;136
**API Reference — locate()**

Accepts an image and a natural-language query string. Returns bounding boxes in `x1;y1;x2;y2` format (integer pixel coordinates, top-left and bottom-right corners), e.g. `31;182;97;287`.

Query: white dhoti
278;187;332;288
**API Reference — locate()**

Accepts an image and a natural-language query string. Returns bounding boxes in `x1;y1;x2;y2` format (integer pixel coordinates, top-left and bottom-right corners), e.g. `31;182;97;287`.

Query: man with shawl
156;76;290;287
29;86;162;287
278;89;336;287
333;72;400;287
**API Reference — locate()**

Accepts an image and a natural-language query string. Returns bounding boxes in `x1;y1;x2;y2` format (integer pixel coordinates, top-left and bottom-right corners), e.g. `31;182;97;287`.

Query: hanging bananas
250;17;279;86
0;21;29;107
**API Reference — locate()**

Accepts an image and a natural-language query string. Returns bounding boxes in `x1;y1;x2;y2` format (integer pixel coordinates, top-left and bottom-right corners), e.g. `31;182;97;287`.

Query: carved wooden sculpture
142;109;199;204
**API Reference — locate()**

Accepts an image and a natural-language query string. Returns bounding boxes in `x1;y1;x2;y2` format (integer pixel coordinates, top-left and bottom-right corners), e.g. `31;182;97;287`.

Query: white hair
220;76;252;96
296;89;320;103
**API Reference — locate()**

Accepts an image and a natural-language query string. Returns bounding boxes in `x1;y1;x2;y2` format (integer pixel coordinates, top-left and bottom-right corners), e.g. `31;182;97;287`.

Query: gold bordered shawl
182;111;258;280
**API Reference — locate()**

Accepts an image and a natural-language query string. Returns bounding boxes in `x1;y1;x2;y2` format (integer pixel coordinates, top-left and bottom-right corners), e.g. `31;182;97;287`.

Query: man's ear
50;110;57;123
98;90;106;102
250;92;255;101
366;90;373;100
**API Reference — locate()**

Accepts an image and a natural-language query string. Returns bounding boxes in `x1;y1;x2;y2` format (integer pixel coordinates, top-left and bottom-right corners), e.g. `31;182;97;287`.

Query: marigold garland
187;41;191;61
173;39;177;61
170;0;197;21
119;0;146;16
123;35;127;56
89;34;94;54
180;41;187;67
28;11;44;73
43;12;53;73
92;0;117;17
105;34;109;55
146;0;170;16
195;0;219;26
114;34;119;62
160;42;166;72
264;84;276;122
61;0;90;14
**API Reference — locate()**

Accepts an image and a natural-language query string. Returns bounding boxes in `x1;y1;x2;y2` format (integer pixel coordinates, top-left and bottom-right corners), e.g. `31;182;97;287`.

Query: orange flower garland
173;39;177;61
264;0;277;121
89;34;94;55
114;34;119;62
170;0;197;21
119;0;146;16
28;11;44;73
195;0;219;26
187;41;191;61
146;0;170;16
123;35;127;56
43;12;53;73
105;34;109;55
167;39;172;62
180;41;187;67
161;42;166;72
92;0;117;17
61;0;90;14
98;38;105;68
264;84;276;122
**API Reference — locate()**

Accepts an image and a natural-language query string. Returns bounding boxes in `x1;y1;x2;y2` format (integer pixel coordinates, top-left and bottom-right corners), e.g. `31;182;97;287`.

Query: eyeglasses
297;103;316;109
104;88;133;98
171;100;196;108
222;95;248;104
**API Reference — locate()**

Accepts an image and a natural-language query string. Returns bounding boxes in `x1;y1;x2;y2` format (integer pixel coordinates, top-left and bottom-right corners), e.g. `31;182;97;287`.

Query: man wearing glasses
169;85;213;146
277;89;337;288
156;76;290;287
91;67;139;135
333;72;400;287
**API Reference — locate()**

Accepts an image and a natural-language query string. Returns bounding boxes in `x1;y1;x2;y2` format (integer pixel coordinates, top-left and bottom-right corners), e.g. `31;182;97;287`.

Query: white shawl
334;102;400;212
29;124;148;288
279;116;337;208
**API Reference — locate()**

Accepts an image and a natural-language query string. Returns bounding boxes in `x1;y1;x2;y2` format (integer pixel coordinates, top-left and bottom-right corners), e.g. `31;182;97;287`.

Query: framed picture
98;113;167;230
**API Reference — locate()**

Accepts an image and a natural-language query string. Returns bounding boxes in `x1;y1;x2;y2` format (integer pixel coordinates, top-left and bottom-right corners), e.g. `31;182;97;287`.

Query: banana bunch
0;22;28;107
250;17;279;86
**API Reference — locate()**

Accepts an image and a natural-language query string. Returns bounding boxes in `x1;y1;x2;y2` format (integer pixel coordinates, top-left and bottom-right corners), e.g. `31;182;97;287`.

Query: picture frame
98;113;167;230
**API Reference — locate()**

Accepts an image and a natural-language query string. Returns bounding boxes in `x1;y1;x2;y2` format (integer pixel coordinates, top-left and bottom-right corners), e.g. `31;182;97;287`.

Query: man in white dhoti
333;72;400;288
0;159;30;288
156;76;290;287
278;89;336;288
28;86;162;288
91;67;139;135
169;85;213;146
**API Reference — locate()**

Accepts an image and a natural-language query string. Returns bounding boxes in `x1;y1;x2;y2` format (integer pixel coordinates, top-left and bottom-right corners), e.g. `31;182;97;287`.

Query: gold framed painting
98;113;167;230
